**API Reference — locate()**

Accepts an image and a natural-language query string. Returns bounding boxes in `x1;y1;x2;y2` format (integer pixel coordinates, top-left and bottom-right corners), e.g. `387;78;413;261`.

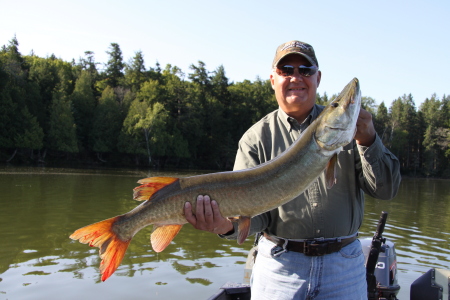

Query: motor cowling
361;237;401;299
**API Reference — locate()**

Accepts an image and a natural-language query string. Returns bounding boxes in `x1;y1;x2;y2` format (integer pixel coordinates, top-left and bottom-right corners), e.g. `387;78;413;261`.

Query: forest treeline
1;37;449;176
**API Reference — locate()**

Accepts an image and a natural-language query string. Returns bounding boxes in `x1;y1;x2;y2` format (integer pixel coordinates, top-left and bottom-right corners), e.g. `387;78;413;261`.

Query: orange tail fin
133;177;179;201
70;216;131;281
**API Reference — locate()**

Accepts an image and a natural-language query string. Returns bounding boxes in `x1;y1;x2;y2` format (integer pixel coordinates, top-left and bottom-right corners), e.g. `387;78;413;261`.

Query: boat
207;282;250;300
208;212;450;300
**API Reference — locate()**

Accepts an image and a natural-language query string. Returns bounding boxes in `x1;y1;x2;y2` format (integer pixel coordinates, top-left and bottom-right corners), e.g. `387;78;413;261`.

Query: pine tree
104;43;124;88
47;88;78;153
92;86;122;160
124;50;146;92
71;71;96;152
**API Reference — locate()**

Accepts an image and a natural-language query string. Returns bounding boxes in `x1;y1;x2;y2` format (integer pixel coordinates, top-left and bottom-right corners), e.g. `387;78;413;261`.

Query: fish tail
70;216;131;281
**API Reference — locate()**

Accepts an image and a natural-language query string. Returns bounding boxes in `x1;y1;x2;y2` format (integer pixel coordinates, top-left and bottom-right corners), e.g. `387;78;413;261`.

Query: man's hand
354;108;376;146
184;195;234;235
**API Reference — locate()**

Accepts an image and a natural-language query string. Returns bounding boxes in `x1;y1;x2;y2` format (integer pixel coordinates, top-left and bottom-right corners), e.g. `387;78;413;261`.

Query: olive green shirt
224;105;401;240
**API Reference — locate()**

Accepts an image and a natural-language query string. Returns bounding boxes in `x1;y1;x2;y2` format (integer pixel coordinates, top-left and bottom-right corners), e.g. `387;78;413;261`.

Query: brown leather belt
263;233;357;256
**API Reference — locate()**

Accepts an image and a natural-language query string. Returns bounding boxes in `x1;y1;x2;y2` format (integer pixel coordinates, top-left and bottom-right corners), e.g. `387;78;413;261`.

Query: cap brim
273;52;316;68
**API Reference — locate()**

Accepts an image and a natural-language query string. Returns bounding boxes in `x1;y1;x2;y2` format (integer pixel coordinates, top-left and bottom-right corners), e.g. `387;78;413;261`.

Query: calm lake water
0;166;449;300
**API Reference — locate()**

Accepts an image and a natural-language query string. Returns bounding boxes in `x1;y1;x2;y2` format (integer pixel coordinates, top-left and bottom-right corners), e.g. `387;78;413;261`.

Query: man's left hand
354;108;376;146
184;195;234;235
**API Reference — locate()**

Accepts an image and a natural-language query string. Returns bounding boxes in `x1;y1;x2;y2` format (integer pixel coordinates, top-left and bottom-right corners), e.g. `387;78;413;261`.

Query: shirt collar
278;105;320;131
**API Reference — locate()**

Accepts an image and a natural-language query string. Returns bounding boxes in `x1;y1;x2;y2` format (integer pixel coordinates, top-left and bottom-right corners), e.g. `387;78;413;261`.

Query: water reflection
0;167;449;299
0;167;252;299
360;178;450;299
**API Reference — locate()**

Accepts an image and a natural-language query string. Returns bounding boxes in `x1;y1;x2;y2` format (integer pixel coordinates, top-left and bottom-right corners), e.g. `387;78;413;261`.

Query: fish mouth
326;126;346;131
322;123;354;133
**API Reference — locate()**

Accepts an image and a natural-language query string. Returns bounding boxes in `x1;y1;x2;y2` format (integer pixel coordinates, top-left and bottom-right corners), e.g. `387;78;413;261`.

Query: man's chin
286;95;310;105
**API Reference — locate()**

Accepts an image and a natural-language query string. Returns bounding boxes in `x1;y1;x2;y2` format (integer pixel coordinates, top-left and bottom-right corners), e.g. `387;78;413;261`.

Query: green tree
124;51;146;93
118;79;162;161
0;37;25;150
79;51;99;77
0;36;45;162
47;88;78;153
316;92;330;105
104;43;124;88
121;101;169;164
442;95;450;127
27;54;75;138
187;61;224;167
1;35;27;79
229;77;276;128
374;102;389;144
421;94;449;176
401;94;419;171
159;65;191;164
92;86;122;161
0;86;19;151
14;107;44;151
388;94;422;173
160;64;186;118
71;71;96;152
361;96;377;115
211;65;230;103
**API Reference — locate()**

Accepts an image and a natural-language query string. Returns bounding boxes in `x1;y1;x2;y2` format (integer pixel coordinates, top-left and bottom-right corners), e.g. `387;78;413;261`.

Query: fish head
315;78;361;152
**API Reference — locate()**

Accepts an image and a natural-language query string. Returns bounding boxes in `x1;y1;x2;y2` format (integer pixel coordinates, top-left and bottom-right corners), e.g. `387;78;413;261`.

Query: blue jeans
250;237;367;300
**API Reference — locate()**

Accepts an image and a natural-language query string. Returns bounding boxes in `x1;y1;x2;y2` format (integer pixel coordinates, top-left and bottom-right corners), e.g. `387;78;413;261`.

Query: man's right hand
184;195;234;235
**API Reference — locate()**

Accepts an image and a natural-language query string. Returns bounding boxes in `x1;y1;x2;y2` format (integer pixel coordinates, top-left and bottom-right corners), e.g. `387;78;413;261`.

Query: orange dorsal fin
237;216;251;245
69;216;131;281
325;154;338;189
133;177;179;201
151;224;183;252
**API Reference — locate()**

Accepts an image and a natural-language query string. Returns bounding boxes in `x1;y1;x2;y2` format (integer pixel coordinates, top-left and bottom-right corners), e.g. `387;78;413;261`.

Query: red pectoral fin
133;177;179;201
325;154;338;189
237;216;251;245
151;224;183;252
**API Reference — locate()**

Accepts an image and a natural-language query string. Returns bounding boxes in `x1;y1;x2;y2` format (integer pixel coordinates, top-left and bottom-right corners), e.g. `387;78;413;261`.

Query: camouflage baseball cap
272;40;319;68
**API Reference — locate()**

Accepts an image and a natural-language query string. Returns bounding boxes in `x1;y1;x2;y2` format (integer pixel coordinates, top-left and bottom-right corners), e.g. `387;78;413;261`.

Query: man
184;40;401;299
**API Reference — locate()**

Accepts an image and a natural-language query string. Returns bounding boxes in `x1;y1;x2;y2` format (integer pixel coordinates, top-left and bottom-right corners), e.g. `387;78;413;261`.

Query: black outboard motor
361;211;400;300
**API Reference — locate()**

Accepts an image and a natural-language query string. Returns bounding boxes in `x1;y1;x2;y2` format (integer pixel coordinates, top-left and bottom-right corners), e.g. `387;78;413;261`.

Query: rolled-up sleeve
356;134;401;200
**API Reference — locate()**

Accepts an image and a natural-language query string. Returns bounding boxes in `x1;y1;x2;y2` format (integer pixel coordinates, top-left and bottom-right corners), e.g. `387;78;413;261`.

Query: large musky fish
70;78;361;281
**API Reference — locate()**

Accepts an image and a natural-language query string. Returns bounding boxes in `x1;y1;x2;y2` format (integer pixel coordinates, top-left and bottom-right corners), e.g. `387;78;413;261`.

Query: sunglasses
276;65;318;77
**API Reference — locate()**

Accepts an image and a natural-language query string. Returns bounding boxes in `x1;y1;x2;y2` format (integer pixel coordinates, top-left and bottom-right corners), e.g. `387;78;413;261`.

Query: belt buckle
303;240;328;256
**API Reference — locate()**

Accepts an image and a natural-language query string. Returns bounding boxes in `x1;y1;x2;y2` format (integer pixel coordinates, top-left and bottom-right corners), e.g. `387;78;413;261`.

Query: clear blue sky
2;0;449;108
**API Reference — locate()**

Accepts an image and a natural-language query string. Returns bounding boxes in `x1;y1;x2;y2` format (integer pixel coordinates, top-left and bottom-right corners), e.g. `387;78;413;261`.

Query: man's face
270;54;321;122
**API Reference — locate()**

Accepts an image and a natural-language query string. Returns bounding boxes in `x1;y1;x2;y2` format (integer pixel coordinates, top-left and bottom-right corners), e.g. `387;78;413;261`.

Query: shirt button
312;203;318;207
316;229;321;234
